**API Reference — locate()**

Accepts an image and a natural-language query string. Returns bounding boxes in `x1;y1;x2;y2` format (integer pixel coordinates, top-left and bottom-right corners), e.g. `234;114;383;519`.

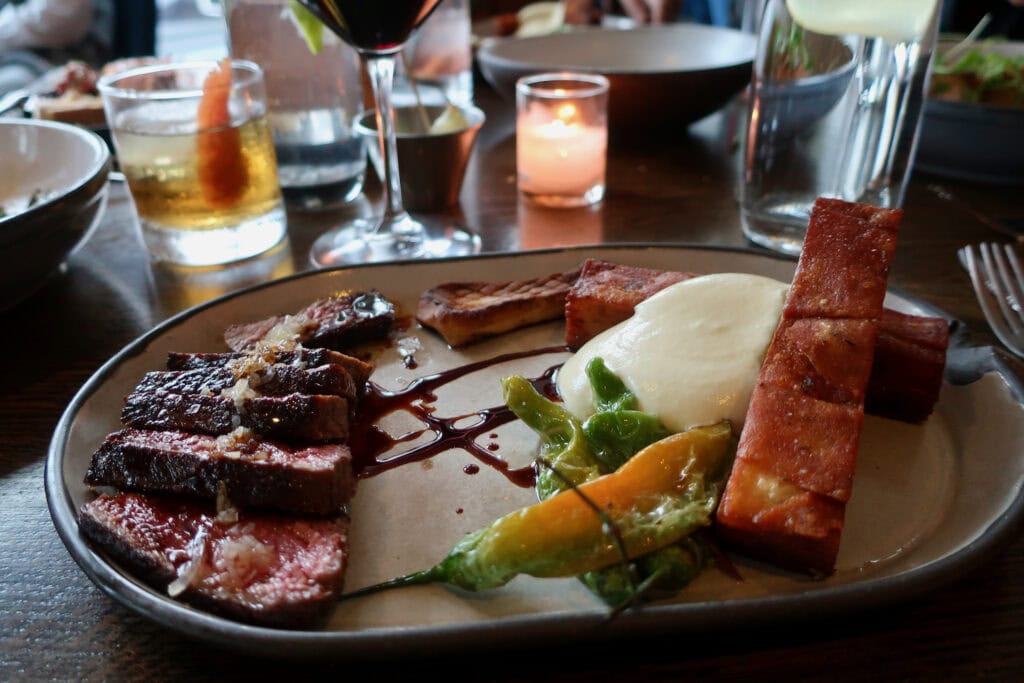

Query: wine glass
296;0;480;266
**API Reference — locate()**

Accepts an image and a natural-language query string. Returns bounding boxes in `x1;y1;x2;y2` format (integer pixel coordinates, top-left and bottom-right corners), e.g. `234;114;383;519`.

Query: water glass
225;0;366;211
398;0;473;107
99;60;287;266
740;0;939;255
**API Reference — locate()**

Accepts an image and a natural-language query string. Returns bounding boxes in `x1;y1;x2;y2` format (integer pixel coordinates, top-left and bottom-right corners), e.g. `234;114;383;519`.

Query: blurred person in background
0;0;113;92
564;0;733;26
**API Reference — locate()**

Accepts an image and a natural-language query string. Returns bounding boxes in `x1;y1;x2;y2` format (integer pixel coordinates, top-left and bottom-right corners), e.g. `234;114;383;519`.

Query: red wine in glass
296;0;480;265
302;0;443;53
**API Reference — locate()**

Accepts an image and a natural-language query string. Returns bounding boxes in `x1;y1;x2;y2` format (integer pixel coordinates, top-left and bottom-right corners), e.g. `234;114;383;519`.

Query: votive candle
516;73;609;208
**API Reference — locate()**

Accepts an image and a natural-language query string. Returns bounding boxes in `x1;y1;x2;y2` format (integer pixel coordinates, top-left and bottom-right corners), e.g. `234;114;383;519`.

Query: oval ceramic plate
47;246;1024;657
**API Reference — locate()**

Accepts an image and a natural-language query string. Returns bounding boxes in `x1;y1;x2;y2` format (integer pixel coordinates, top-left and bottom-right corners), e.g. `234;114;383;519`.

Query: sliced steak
85;428;354;515
223;290;395;354
79;492;348;629
166;348;374;386
121;391;350;443
134;364;356;402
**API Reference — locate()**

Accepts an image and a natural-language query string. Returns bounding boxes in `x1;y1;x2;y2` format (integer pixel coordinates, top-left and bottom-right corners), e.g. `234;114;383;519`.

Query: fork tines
961;242;1024;358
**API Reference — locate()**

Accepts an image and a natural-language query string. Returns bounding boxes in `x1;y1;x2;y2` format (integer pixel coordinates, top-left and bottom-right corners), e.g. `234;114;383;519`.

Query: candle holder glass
516;73;609;208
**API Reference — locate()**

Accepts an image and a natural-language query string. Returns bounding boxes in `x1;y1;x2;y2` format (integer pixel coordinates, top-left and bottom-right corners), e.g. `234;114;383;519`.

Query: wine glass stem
364;55;407;231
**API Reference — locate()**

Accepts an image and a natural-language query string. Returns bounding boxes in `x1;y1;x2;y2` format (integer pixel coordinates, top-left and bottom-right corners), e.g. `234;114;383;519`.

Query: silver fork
960;243;1024;359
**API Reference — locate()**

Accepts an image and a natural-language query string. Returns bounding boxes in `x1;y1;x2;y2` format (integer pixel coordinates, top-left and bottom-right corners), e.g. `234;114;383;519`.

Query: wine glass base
309;216;481;267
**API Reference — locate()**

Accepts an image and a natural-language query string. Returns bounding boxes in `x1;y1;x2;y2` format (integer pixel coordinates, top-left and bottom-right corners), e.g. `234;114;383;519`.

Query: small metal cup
355;104;485;213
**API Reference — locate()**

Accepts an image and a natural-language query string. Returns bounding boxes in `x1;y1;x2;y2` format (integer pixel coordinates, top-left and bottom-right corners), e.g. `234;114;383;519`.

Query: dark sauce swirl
349;346;569;488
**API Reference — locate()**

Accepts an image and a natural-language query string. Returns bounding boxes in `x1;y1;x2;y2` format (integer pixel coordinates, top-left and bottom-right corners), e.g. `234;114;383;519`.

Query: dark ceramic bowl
916;40;1024;185
476;24;757;129
0;119;110;310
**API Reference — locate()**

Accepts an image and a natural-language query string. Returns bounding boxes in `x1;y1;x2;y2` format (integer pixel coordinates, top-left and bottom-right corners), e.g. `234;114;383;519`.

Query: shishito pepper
581;358;671;471
346;421;733;596
580;537;708;605
505;362;711;605
502;375;601;501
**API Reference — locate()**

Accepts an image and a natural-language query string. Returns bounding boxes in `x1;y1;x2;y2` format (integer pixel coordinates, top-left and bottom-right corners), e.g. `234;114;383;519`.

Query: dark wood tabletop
3;82;1024;681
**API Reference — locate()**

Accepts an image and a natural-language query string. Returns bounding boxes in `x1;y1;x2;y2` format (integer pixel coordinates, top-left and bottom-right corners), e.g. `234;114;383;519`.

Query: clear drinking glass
740;0;939;255
295;0;480;266
224;0;366;212
398;0;473;107
98;60;287;266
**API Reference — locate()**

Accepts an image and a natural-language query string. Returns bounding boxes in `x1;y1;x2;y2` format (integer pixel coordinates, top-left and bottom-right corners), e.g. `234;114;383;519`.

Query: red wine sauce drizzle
350;346;568;488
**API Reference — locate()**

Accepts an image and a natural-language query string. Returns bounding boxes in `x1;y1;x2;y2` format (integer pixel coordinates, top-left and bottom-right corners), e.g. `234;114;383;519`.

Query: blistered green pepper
343;423;734;597
581;358;672;471
502;375;602;500
583;411;672;472
580;537;707;606
586;356;639;413
505;361;715;606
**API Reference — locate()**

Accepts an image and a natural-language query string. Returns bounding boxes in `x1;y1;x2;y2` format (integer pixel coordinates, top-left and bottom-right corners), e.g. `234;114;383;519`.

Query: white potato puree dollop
557;273;788;432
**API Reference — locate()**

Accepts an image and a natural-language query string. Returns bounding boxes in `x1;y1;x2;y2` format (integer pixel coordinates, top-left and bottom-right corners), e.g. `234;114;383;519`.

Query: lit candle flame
557;102;578;124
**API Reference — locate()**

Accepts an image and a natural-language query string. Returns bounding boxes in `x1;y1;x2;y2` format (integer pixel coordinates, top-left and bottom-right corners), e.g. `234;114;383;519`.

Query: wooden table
3;85;1024;681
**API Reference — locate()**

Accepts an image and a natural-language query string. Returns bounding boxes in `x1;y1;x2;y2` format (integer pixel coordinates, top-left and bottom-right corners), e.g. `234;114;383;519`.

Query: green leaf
289;0;324;55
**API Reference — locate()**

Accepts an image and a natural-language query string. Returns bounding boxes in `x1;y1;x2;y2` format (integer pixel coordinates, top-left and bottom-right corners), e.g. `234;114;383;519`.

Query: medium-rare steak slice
79;492;348;629
121;391;350;443
134;364;356;402
223;290;395;353
85;428;354;515
416;269;580;346
565;259;948;423
166;348;374;387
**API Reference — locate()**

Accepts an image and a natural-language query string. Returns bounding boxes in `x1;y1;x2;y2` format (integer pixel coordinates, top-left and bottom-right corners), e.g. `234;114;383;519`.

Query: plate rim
45;243;1024;656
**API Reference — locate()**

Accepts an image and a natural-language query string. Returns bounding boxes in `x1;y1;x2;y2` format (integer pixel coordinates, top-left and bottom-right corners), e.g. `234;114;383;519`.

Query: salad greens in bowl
916;39;1024;184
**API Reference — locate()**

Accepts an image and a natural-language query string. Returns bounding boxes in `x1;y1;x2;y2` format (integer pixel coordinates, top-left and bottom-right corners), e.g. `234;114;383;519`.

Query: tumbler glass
225;0;366;211
740;0;939;255
99;59;286;266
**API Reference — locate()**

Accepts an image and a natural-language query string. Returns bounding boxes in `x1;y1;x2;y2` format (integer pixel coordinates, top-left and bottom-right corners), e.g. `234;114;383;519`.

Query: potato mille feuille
715;198;903;575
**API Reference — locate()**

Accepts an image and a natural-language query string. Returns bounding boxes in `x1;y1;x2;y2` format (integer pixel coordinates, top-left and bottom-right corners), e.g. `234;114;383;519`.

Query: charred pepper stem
343;422;734;597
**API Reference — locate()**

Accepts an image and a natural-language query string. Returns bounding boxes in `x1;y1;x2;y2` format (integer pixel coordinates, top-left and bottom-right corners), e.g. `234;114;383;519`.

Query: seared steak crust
134;364;357;402
121;391;350;443
166;348;374;386
223;290;395;353
85;429;354;515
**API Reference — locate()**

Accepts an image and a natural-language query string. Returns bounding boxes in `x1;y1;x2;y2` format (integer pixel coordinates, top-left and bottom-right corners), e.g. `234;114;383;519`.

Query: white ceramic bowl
0;119;110;310
477;24;756;129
